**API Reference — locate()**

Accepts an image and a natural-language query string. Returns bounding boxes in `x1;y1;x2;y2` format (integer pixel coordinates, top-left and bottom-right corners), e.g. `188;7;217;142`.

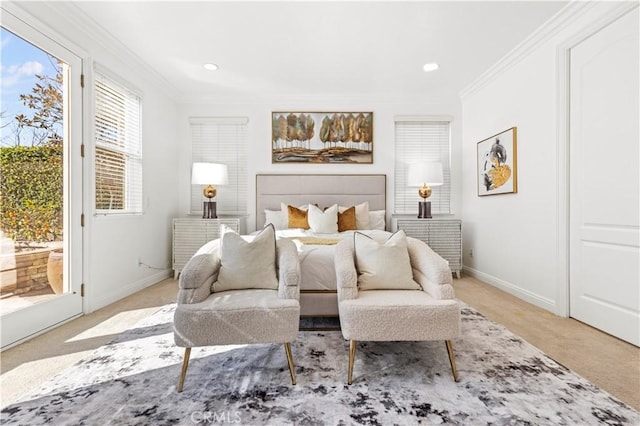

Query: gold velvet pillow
338;206;357;232
287;205;310;229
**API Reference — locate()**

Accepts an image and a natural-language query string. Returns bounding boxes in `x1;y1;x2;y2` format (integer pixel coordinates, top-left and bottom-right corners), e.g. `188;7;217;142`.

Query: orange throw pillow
338;206;357;232
287;205;310;229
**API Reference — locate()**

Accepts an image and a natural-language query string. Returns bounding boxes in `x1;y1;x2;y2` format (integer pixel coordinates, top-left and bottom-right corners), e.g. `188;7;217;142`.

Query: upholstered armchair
335;231;460;385
173;225;301;392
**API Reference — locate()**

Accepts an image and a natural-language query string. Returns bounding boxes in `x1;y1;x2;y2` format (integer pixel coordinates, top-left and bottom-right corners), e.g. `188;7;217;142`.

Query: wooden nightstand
172;217;241;279
393;216;462;279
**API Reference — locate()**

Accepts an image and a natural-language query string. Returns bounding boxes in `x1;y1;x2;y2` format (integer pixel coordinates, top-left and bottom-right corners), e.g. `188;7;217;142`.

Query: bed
256;174;388;317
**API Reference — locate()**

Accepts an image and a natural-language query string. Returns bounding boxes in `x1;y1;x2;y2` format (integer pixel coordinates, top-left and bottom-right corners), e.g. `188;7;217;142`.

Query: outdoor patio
0;240;63;316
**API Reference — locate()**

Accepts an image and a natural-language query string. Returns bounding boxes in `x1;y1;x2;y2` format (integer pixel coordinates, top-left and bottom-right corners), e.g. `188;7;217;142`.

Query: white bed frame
255;174;386;317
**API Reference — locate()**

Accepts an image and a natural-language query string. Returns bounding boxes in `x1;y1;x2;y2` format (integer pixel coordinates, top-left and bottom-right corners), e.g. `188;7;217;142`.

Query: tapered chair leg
445;340;459;382
177;347;192;392
284;342;296;385
348;340;356;385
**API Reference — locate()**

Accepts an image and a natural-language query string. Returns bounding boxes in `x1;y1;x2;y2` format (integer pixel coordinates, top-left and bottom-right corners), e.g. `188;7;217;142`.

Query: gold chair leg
348;339;356;385
284;342;296;385
445;340;459;382
177;347;191;392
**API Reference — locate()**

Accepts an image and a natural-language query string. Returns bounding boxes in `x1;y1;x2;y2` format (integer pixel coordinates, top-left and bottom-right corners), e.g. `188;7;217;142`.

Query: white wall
177;96;463;233
5;2;180;312
88;83;179;310
460;2;636;314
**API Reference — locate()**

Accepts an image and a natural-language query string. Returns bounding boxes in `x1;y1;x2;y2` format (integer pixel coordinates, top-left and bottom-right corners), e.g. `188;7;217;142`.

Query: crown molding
1;2;90;59
4;1;181;101
459;1;596;101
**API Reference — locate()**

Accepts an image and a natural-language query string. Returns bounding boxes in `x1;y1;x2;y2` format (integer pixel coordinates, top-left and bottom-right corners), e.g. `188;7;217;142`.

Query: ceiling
70;1;568;102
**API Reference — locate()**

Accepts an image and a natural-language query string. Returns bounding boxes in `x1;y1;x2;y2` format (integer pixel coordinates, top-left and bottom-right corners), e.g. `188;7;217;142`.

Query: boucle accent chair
173;229;301;392
335;233;460;385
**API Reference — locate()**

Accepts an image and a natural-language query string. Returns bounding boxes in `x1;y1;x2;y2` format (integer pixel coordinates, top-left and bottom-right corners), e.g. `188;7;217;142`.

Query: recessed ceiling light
423;63;439;72
203;63;219;71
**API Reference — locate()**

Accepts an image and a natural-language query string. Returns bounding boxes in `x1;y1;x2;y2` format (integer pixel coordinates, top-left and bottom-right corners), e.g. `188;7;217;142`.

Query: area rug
300;316;341;331
2;303;638;425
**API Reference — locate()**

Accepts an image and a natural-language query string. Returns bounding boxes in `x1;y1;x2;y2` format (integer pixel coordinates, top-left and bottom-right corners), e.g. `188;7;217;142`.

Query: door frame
555;2;639;317
0;5;90;349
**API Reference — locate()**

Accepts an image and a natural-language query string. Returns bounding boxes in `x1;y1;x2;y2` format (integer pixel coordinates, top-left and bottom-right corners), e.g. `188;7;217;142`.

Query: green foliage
0;146;63;243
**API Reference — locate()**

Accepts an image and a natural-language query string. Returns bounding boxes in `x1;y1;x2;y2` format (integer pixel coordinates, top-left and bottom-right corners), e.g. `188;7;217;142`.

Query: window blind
94;70;142;214
394;118;451;215
189;117;248;215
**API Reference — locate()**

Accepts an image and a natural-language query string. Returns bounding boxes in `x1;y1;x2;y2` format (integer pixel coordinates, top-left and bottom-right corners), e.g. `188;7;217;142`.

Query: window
189;117;248;215
94;69;142;214
394;117;451;215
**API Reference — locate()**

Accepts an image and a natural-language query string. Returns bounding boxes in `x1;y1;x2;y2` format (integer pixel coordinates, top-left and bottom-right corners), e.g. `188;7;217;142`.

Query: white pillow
368;210;386;230
339;202;370;230
213;223;279;292
308;204;338;234
354;230;421;291
264;209;285;230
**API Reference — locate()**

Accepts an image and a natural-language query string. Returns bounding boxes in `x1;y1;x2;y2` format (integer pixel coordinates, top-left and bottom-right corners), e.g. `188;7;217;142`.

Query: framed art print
271;111;373;164
477;127;517;196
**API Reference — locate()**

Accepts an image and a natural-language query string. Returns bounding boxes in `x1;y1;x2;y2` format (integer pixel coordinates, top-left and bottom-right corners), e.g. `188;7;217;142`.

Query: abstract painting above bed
271;112;373;164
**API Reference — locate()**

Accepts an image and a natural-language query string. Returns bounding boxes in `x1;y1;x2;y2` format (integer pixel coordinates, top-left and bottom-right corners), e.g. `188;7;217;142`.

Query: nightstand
393;216;462;279
172;217;241;278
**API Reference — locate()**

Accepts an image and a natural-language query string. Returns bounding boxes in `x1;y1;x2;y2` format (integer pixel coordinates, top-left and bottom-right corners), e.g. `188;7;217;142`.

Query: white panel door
569;8;639;345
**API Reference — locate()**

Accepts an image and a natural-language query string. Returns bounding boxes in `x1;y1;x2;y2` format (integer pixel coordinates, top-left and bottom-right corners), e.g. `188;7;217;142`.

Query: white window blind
189;117;248;215
394;118;451;215
94;70;142;214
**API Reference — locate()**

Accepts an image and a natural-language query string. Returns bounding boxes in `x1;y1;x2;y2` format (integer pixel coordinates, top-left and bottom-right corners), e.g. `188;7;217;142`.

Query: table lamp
191;162;228;218
407;161;443;219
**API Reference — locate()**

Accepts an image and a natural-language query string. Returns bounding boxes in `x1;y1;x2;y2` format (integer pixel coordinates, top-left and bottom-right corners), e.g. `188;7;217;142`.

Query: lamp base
203;201;217;219
418;201;432;219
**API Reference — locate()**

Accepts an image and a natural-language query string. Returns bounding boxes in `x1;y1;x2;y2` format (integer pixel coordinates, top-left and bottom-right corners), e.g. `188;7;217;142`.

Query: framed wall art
271;111;373;164
477;127;517;196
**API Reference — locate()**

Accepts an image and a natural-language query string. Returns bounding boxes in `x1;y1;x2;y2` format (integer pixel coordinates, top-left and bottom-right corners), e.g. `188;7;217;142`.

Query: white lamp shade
191;162;228;185
407;162;444;187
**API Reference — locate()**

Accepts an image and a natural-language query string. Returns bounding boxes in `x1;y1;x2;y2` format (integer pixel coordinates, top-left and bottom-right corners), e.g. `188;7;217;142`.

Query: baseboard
462;266;556;313
87;269;173;313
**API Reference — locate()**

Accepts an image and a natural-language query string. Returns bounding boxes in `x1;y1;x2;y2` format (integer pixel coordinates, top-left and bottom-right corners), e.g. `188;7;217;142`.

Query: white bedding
273;229;392;291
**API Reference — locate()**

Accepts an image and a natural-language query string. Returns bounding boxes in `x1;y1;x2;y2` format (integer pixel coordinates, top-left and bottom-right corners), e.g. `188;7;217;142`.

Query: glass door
1;11;83;349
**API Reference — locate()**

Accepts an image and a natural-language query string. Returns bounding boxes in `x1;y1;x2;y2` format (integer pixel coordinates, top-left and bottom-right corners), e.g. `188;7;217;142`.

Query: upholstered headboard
255;174;386;229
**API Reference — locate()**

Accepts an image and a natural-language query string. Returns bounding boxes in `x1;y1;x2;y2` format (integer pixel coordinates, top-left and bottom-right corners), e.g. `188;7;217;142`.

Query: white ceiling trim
1;2;89;60
11;1;182;101
459;1;594;101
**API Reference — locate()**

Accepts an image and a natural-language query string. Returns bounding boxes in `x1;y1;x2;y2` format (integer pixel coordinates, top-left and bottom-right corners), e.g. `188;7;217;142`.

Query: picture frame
477;127;517;196
271;111;373;164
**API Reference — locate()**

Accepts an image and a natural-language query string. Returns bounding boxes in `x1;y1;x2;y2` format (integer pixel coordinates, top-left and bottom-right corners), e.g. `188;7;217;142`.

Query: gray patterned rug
2;303;638;425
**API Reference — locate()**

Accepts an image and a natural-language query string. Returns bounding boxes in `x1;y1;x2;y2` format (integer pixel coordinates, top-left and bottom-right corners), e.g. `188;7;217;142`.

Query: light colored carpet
1;302;638;425
0;279;178;406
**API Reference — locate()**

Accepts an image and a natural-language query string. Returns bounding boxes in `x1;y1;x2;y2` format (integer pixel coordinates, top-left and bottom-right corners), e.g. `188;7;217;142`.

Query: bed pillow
308;204;338;234
213;223;279;292
368;210;386;230
264;209;285;230
338;206;357;232
285;204;310;229
354;230;420;291
339;202;370;230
